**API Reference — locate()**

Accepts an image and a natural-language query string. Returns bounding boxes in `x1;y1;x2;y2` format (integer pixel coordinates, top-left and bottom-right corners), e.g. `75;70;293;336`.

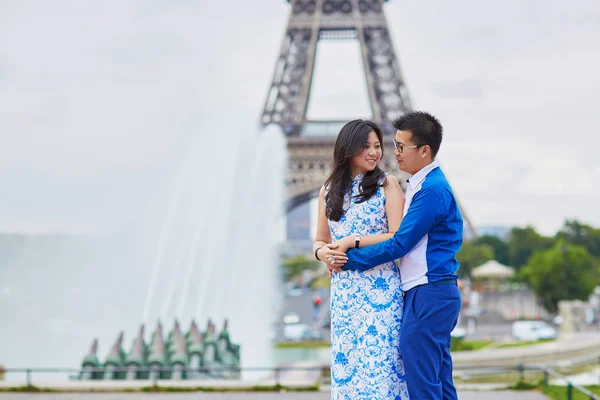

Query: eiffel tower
261;0;477;241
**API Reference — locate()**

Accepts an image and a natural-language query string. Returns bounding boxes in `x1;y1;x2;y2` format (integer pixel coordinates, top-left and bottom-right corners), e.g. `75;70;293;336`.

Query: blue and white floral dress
327;174;409;400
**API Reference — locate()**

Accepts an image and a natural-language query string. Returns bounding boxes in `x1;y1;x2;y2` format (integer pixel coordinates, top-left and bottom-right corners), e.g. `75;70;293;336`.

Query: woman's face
350;130;382;176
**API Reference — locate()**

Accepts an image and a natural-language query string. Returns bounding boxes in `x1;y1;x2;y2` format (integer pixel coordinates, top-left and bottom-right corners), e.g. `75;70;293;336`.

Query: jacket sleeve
342;188;446;272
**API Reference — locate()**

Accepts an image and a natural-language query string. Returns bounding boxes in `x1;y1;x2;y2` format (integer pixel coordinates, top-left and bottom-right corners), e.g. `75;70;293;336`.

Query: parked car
283;312;300;324
283;323;311;341
451;326;466;339
512;320;557;341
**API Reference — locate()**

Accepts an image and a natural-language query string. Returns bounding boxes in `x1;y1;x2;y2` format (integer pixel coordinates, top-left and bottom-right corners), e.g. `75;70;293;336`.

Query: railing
457;363;600;400
2;364;600;399
0;365;327;388
539;366;600;400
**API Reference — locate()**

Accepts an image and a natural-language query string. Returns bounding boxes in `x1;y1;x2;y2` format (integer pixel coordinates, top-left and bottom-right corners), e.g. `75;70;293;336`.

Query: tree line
459;220;600;312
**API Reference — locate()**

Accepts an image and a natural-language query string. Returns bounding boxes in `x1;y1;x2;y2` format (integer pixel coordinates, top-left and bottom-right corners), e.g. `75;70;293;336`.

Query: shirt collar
407;160;440;190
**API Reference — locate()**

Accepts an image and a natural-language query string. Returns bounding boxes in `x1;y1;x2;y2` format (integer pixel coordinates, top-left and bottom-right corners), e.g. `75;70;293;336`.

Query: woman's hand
317;243;348;270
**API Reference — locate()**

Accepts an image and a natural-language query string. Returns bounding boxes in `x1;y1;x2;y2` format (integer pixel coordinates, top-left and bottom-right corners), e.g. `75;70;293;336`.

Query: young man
331;111;463;400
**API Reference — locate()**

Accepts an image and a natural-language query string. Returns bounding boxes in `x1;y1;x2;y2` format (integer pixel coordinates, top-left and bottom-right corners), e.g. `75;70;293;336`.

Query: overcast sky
1;0;599;236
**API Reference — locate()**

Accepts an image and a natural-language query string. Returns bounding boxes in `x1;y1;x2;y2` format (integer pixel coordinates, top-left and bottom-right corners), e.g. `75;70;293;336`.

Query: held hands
318;243;348;267
323;237;354;275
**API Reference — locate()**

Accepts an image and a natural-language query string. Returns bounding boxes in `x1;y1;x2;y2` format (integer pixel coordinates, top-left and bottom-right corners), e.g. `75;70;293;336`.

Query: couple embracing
313;111;463;400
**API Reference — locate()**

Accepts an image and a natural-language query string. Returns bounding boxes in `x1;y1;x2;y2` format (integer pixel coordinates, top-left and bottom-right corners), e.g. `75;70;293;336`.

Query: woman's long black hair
324;119;387;222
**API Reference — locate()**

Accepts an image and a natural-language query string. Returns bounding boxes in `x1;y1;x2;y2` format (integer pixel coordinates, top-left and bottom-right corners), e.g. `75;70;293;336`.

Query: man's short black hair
393;111;443;158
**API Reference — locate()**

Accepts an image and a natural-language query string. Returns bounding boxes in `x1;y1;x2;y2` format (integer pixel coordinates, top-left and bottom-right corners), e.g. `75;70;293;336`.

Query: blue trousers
401;283;461;400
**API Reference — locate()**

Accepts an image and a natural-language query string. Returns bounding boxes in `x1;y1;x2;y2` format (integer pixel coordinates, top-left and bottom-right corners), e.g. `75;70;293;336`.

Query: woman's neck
351;167;367;178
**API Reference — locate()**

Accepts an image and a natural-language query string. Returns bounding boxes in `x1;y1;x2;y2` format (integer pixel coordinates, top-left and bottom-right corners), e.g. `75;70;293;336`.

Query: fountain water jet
140;124;286;378
0;120;286;380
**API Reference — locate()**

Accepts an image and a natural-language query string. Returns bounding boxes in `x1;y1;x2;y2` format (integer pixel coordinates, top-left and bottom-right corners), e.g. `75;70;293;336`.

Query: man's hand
333;236;354;254
318;243;347;271
327;237;354;274
328;246;348;274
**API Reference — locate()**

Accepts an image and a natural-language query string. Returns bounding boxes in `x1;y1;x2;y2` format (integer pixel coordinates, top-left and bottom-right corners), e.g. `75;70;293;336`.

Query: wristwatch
354;235;361;248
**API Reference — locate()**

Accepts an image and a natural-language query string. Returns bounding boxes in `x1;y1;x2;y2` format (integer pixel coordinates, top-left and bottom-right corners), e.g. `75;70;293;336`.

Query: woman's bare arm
313;186;332;255
313;186;348;264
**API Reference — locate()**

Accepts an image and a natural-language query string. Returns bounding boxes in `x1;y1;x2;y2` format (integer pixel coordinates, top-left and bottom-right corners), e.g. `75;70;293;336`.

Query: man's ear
420;145;431;159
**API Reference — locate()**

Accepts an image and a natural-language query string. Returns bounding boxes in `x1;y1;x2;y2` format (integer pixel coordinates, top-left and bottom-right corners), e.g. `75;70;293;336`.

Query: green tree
507;226;554;270
456;241;494;277
556;220;600;257
518;241;599;313
282;254;320;281
475;235;510;265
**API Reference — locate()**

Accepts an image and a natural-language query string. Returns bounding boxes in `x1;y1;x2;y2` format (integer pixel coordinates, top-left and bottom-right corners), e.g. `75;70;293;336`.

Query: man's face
393;130;425;175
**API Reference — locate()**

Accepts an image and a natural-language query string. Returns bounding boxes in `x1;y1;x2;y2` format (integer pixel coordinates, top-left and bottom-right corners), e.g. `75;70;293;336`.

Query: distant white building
472;260;515;280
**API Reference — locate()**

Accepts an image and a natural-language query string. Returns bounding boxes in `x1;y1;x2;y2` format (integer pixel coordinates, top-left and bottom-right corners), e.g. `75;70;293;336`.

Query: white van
512;320;557;341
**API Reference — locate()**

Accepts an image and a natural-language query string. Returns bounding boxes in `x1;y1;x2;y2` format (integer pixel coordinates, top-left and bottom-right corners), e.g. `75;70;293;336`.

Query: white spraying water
140;124;286;375
141;157;187;324
0;124;286;380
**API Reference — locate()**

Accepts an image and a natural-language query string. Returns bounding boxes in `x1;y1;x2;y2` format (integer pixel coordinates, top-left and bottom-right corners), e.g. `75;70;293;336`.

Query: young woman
313;119;409;399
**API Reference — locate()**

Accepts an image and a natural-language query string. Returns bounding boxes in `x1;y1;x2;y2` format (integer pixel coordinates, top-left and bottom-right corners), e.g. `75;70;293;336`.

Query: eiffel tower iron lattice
261;0;477;238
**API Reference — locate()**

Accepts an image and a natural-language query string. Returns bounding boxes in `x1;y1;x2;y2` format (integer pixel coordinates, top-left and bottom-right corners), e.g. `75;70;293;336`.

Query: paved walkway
0;391;550;399
453;331;600;368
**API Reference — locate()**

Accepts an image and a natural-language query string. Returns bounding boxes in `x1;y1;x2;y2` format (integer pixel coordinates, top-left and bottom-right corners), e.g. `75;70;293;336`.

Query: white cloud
1;0;599;235
382;0;600;234
518;158;596;197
